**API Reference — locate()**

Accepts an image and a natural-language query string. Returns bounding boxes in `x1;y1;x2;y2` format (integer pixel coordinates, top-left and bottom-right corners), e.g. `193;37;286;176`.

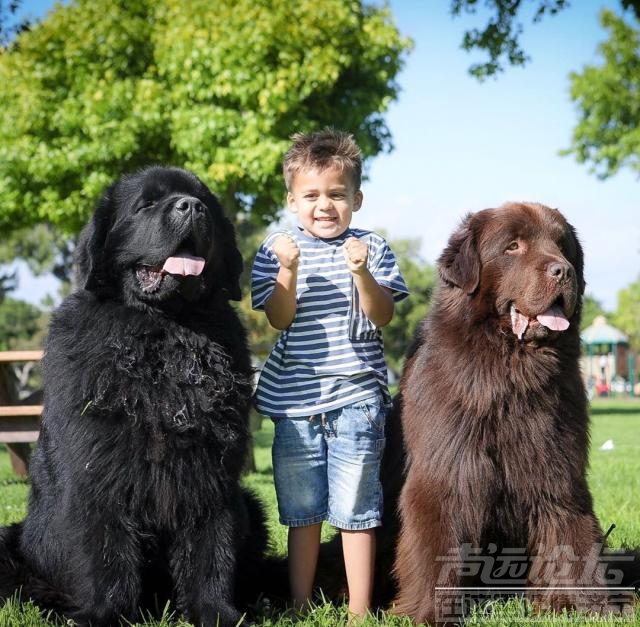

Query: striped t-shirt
251;227;409;418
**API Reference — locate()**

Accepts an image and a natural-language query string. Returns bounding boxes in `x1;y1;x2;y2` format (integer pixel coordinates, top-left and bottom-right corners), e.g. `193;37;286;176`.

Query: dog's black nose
547;260;573;282
175;196;204;214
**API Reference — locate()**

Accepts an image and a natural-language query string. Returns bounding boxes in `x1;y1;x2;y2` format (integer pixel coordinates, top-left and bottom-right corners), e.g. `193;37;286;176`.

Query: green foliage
0;269;17;300
0;0;28;47
622;0;640;18
563;8;640;178
448;0;640;198
450;0;640;84
581;294;608;331
233;224;280;363
451;0;570;80
0;297;42;350
0;224;74;283
0;0;412;235
384;237;435;376
612;276;640;351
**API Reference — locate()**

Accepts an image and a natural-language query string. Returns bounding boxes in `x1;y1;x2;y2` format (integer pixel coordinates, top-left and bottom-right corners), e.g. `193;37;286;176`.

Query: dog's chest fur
38;294;252;528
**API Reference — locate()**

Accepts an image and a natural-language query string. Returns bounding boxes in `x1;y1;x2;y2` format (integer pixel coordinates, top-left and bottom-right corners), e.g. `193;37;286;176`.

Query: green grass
588;399;640;549
1;398;639;625
0;451;30;527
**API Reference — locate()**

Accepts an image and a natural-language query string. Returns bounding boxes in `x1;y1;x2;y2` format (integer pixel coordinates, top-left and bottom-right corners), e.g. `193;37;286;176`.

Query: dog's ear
438;213;480;294
566;222;586;297
74;184;118;296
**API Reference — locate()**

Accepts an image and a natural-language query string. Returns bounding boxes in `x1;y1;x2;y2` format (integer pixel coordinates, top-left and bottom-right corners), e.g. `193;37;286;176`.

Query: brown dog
391;202;635;624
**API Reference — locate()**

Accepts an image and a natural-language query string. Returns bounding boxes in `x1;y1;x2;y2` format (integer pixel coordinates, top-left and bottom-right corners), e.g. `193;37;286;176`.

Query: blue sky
11;0;640;310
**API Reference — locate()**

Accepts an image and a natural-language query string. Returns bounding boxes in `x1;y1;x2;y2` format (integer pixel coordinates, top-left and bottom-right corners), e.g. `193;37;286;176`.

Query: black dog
0;166;267;627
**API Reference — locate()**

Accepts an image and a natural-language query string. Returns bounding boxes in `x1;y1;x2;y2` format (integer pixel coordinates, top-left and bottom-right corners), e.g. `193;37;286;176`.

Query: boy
251;128;408;618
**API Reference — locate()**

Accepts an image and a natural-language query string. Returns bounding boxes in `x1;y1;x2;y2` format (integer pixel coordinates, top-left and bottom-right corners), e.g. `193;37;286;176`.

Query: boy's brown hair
283;128;362;191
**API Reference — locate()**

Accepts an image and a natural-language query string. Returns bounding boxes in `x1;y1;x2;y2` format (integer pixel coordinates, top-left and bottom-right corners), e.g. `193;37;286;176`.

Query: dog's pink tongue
536;305;570;331
162;254;205;276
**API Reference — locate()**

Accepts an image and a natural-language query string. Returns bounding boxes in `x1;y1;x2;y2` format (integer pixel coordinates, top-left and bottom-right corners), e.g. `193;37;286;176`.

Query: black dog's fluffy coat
0;167;266;626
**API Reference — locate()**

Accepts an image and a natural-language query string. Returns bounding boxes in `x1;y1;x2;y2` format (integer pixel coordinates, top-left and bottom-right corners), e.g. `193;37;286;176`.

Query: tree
0;0;28;47
581;294;608;331
0;296;43;349
0;274;47;394
450;1;640;180
612;277;640;351
0;224;72;297
233;223;279;363
383;237;435;378
563;8;640;179
0;0;411;236
451;0;569;80
450;1;640;80
0;269;17;300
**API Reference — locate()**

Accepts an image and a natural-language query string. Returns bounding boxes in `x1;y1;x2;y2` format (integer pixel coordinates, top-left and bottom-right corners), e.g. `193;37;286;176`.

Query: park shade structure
581;315;634;395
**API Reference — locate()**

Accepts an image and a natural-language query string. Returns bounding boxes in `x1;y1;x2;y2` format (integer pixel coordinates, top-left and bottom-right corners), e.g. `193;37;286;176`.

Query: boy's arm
264;234;300;330
344;237;395;327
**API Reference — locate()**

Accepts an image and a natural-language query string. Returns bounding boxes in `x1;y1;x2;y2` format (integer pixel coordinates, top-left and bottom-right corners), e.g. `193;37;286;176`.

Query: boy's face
287;166;362;239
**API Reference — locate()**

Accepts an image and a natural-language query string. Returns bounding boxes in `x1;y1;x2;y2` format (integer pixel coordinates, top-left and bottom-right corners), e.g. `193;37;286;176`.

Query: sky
9;0;640;311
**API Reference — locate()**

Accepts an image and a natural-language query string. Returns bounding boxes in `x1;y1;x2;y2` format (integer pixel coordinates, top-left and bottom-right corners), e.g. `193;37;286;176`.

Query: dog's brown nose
547;260;573;282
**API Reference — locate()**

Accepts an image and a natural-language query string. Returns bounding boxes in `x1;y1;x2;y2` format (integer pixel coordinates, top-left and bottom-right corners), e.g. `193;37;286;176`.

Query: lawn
0;398;638;626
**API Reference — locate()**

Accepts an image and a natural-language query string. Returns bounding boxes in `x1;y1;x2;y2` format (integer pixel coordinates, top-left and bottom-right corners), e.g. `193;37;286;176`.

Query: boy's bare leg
288;523;322;610
342;528;376;618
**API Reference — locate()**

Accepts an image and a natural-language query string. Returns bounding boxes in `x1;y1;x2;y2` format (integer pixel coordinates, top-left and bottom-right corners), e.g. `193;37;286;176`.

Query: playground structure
580;315;636;397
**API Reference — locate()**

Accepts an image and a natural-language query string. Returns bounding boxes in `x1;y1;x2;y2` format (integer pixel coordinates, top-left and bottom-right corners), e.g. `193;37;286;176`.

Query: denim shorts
271;394;386;531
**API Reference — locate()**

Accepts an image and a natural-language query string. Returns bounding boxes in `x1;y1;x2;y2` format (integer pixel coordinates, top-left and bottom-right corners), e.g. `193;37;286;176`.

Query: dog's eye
135;199;156;213
505;241;520;252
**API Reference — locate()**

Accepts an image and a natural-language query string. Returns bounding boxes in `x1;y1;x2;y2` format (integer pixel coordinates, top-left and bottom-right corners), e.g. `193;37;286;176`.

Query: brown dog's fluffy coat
391;202;635;624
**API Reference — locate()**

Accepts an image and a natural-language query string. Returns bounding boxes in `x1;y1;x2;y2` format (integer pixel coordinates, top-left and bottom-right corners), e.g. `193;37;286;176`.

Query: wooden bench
0;350;43;476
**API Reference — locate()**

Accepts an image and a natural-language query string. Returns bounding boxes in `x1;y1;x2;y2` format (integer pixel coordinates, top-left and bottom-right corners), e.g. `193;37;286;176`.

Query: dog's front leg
527;508;615;615
171;507;248;627
68;514;143;627
392;472;464;626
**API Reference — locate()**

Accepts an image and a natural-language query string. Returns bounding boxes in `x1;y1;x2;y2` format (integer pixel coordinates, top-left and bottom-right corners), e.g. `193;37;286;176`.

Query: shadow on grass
0;477;30;487
589;405;640;416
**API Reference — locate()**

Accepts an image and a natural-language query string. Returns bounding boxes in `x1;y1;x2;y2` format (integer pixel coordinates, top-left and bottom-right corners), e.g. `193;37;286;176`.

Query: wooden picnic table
0;350;44;476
